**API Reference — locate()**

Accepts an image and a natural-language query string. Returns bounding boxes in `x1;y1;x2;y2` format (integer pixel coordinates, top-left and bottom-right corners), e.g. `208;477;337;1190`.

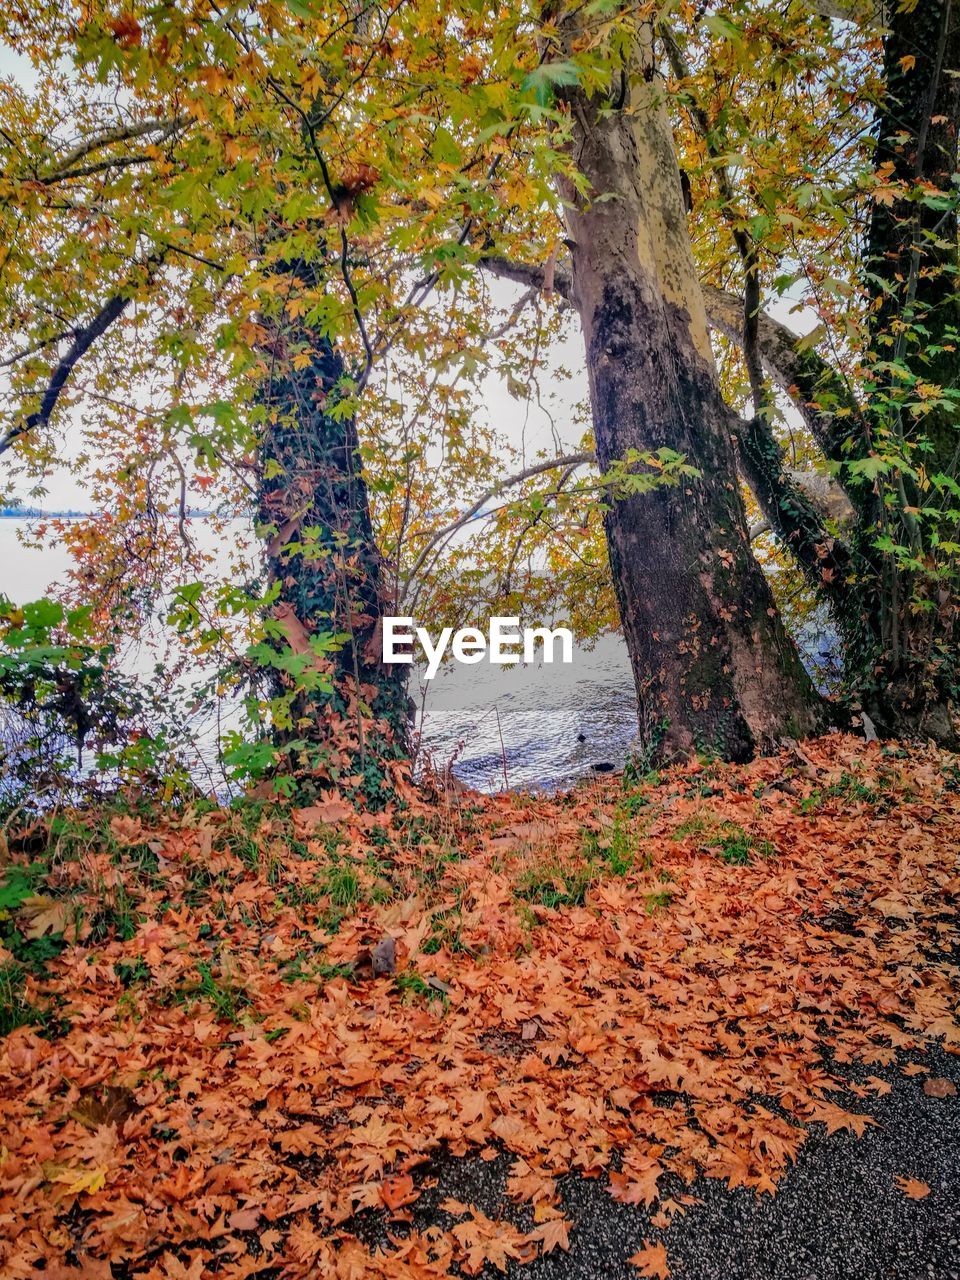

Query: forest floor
0;734;958;1279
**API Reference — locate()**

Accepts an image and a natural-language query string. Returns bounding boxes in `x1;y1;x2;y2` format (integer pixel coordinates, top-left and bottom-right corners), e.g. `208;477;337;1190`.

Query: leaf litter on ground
0;734;958;1277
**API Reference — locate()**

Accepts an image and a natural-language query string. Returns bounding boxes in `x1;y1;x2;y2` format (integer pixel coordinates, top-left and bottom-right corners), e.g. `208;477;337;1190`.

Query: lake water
0;520;834;794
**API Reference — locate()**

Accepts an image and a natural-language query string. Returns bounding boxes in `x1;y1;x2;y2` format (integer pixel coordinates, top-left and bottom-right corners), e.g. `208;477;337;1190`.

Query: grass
513;802;662;913
0;962;40;1036
188;960;251;1023
515;856;594;909
671;810;776;866
395;968;447;1005
799;769;882;814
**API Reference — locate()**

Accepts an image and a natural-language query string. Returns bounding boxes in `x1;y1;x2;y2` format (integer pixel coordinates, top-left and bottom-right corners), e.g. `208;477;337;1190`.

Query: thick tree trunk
257;308;408;799
555;31;827;762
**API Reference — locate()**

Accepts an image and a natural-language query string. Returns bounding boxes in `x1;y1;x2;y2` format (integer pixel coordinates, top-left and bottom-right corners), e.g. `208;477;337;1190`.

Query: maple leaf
922;1077;957;1098
109;13;143;48
158;1253;206;1280
227;1206;260;1230
18;894;76;940
527;1216;571;1253
51;1164;109;1196
287;1223;325;1262
608;1163;662;1207
629;1240;671;1277
895;1176;930;1200
296;797;353;826
380;1174;419;1211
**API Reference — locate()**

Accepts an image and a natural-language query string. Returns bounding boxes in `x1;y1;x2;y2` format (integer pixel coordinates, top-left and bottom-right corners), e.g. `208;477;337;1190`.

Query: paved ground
354;1044;960;1280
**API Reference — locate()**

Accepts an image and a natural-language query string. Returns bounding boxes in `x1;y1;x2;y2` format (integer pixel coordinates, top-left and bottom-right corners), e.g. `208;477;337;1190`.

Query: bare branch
703;285;860;467
0;260;161;457
478;254;573;304
46;116;185;176
400;450;595;601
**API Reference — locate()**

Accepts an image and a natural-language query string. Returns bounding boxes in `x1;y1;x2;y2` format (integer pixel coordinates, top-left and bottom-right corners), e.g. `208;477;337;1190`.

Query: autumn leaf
527;1216;571;1253
227;1205;261;1230
380;1173;420;1211
109;13;143;48
895;1176;930;1200
51;1165;108;1196
18;894;76;940
629;1240;671;1278
922;1077;957;1098
295;797;353;826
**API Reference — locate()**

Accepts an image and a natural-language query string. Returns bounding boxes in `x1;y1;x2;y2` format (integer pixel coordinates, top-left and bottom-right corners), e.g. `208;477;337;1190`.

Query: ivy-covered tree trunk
554;25;827;763
257;314;409;799
853;0;960;740
696;3;959;745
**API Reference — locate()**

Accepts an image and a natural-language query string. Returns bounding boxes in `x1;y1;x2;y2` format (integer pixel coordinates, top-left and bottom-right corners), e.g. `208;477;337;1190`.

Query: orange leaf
527;1216;571;1254
895;1176;930;1200
629;1240;671;1278
380;1174;419;1211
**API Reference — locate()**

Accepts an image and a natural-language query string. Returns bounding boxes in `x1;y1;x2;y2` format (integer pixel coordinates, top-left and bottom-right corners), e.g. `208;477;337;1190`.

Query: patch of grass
395;968;446;1005
583;816;636;876
190;960;250;1023
0;961;41;1036
711;832;754;865
114;957;152;988
515;857;593;909
707;826;777;866
801;770;881;813
672;813;711;840
88;883;141;943
422;897;468;955
324;863;362;909
826;771;878;803
0;926;68;973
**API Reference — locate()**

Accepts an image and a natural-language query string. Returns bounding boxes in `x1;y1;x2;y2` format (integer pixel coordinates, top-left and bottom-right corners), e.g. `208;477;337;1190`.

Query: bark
702;285;863;474
552;23;827;763
257;296;408;797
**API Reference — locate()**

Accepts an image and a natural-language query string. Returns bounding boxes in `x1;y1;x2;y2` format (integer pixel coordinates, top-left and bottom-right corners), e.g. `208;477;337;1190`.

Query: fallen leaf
629;1240;670;1277
380;1174;419;1211
895;1176;930;1200
922;1077;957;1098
527;1216;571;1253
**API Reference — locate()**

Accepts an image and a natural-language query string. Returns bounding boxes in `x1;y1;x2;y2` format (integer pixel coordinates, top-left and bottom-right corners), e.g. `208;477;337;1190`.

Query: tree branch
45;117;185;176
400;450;594;601
731;408;860;637
478;254;573;304
0;262;159;457
703;284;861;469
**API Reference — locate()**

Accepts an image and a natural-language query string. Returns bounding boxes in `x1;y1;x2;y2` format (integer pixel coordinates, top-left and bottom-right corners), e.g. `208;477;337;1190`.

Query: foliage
0;595;204;803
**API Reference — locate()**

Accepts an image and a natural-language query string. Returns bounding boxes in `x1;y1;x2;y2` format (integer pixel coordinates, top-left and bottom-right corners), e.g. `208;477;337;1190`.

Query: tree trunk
257;305;408;800
554;27;827;762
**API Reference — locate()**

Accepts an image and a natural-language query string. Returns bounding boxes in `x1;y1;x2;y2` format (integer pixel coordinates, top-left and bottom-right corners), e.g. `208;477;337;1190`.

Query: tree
698;0;960;740
483;6;828;761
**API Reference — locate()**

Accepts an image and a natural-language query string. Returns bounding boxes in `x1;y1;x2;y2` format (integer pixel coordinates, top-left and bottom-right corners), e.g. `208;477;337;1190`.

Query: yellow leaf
52;1165;108;1196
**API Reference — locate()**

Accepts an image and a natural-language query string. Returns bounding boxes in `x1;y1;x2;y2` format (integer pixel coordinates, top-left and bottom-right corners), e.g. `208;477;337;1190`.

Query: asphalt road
355;1044;960;1280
